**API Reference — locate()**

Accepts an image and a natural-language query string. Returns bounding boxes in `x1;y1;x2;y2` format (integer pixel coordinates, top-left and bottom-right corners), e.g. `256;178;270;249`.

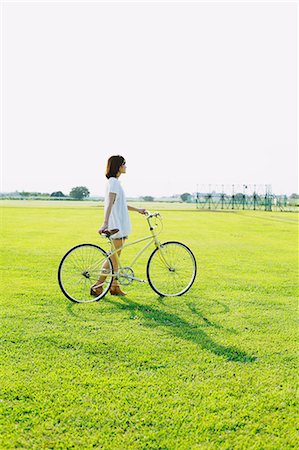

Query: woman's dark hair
105;155;126;179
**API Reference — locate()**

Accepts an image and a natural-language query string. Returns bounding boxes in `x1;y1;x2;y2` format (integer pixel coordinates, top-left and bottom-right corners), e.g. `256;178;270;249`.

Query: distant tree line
3;190;298;204
140;194;194;202
19;191;49;197
17;187;90;200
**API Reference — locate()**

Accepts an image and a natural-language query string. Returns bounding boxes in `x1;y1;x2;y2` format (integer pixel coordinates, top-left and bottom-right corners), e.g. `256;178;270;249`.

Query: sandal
90;282;104;297
110;283;127;296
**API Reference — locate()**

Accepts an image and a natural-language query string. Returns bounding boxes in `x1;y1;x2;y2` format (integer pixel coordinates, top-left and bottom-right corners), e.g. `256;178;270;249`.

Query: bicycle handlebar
145;211;160;218
145;211;162;233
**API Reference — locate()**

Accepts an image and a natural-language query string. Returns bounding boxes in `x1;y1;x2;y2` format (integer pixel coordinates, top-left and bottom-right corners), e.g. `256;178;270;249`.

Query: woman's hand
138;208;147;215
98;222;108;234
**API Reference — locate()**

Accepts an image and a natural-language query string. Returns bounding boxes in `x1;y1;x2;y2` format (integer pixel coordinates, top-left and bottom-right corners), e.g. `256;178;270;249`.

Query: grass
0;201;298;449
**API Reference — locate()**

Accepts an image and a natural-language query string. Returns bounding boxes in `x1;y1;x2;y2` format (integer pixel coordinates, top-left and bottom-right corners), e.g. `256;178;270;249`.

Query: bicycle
58;212;197;303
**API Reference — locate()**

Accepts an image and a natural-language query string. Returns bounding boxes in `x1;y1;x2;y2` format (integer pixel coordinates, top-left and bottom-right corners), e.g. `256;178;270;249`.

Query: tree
142;196;154;202
20;191;31;197
180;192;191;202
69;186;90;200
234;193;246;201
51;191;65;197
20;191;49;197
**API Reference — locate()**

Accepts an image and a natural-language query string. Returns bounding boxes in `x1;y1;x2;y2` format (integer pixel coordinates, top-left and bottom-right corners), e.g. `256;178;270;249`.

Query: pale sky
1;0;297;197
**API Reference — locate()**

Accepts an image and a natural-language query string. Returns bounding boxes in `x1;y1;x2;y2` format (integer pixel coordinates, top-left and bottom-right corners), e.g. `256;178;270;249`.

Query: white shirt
104;177;131;239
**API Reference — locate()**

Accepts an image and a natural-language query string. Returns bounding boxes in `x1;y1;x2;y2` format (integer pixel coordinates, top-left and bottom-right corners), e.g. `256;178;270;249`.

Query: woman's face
118;161;126;176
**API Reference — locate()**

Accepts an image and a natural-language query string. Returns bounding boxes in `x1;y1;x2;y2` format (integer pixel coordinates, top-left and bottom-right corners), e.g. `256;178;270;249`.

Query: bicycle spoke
147;242;196;296
58;244;113;303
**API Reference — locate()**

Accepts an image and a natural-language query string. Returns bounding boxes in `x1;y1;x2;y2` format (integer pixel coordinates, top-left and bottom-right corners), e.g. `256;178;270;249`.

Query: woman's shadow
104;297;256;363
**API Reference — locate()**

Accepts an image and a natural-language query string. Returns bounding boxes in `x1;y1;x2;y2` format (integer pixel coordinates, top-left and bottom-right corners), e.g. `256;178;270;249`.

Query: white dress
104;177;131;239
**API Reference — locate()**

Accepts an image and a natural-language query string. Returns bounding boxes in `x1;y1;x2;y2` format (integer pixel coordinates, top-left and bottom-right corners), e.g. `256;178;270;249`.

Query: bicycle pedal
135;278;147;284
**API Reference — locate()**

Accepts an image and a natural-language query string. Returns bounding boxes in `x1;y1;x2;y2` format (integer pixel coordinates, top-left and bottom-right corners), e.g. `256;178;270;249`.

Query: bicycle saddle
101;228;119;238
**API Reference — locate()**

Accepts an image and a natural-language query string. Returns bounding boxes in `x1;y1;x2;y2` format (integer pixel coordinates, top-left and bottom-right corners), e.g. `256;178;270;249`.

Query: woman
91;155;147;296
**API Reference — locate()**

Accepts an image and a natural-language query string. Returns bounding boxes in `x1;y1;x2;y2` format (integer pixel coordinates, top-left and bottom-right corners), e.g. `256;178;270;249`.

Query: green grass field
1;201;298;449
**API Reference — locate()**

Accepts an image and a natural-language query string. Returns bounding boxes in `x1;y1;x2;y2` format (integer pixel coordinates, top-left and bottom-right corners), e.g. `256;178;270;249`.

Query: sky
1;0;297;197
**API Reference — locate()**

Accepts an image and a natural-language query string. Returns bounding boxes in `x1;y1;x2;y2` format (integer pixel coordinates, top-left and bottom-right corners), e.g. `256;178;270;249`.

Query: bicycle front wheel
58;244;113;303
147;241;197;297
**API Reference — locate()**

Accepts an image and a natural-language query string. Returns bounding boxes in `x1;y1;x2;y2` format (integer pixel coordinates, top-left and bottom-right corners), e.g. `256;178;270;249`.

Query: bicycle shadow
186;303;237;334
105;297;257;363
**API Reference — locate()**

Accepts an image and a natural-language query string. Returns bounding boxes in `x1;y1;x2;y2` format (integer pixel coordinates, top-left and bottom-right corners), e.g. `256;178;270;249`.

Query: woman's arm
98;192;116;233
128;205;147;214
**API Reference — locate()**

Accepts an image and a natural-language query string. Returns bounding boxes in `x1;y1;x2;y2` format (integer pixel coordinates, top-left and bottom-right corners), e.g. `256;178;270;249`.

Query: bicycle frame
104;213;166;278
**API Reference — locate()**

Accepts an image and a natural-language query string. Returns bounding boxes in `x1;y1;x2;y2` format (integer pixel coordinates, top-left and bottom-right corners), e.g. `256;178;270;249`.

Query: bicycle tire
146;241;197;297
58;243;113;303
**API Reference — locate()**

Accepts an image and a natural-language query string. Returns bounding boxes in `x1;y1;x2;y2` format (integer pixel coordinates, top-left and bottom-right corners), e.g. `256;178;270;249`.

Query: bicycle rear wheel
147;241;197;296
58;244;113;303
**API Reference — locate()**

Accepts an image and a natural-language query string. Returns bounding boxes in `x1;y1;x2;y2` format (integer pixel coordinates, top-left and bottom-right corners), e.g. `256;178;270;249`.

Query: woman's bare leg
109;238;127;295
110;238;123;285
91;238;125;294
